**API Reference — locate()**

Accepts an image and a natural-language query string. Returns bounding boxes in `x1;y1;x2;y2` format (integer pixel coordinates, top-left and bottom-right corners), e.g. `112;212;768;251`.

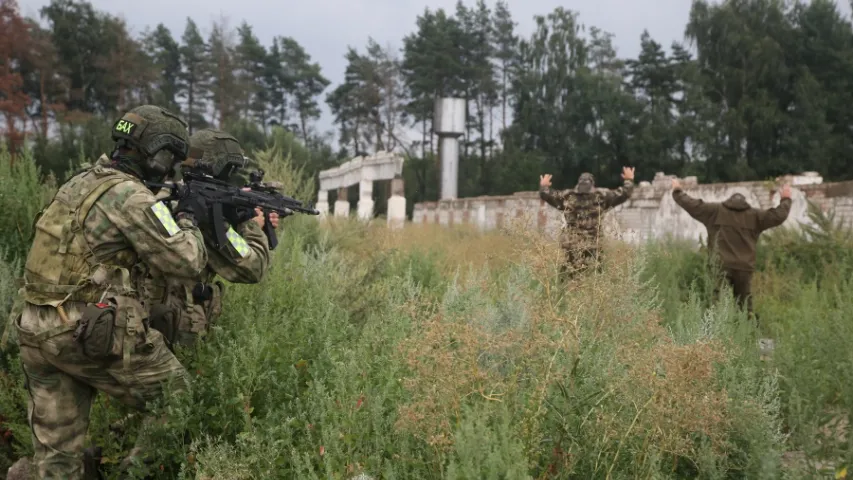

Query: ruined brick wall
411;172;853;245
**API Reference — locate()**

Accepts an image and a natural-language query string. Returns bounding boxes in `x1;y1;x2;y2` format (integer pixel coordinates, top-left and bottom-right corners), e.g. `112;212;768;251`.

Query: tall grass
1;147;851;478
0;147;55;474
0;145;57;262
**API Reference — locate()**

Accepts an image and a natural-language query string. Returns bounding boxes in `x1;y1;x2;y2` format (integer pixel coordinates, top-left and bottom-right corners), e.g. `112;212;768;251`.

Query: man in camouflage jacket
539;167;635;278
11;106;207;479
671;178;792;320
144;129;277;349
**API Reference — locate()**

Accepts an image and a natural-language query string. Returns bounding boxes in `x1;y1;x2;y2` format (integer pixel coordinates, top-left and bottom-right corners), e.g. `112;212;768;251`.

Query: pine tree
177;17;209;133
142;23;182;112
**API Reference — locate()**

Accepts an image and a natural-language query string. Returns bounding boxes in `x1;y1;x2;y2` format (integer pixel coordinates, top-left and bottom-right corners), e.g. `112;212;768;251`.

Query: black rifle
147;167;318;251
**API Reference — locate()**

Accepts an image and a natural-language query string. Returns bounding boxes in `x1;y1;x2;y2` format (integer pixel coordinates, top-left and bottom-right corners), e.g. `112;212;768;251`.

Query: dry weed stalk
576;243;732;464
501;216;574;307
500;218;588;454
394;219;581;452
329;220;518;280
393;217;734;469
615;318;731;459
395;311;528;448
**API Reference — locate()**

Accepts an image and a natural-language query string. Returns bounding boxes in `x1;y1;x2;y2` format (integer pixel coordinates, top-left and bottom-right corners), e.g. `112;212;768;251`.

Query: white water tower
433;98;466;200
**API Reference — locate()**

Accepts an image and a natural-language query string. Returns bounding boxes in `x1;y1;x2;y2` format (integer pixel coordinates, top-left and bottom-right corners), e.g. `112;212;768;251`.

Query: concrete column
439;136;459;200
387;177;406;229
475;203;487;231
316;190;329;217
438;202;450;226
412;204;423;224
434;98;465;200
357;179;374;221
334;187;350;218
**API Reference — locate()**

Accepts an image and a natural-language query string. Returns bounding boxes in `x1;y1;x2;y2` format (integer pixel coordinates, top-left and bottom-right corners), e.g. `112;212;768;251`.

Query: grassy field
1;149;852;478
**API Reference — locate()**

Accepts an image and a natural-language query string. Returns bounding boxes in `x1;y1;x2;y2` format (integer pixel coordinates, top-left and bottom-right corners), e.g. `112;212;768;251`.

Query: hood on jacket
722;193;751;211
575;172;595;193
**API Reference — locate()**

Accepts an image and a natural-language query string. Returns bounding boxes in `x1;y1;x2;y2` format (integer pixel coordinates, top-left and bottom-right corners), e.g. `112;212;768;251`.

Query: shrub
0;145;850;478
0;146;57;262
0;252;31;474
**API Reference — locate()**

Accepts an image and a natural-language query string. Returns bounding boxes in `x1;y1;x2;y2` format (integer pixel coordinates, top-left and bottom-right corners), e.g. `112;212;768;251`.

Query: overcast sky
17;0;853;144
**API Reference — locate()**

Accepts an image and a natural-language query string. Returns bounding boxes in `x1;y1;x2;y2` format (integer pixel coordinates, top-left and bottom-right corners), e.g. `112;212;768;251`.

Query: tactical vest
143;265;216;304
22;166;144;307
144;188;217;307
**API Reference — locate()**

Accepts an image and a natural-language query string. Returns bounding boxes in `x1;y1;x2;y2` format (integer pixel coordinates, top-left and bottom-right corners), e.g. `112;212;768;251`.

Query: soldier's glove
174;192;210;228
224;205;258;226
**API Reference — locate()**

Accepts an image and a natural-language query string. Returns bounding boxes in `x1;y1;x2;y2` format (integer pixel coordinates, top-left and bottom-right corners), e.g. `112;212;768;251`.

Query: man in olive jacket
671;178;792;319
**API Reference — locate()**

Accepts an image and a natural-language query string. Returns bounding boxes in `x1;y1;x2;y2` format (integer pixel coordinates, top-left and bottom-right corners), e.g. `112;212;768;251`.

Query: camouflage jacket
142;183;271;308
204;219;271;284
539;180;634;240
20;159;208;333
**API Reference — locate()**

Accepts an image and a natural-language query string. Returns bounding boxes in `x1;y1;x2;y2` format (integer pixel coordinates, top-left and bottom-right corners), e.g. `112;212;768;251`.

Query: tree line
3;0;853;214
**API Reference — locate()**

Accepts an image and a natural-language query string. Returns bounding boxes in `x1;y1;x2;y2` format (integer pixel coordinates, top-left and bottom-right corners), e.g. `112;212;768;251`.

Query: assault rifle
147;162;319;251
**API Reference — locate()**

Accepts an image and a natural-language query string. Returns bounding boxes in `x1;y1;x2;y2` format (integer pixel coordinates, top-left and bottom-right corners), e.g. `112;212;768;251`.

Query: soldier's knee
37;452;85;480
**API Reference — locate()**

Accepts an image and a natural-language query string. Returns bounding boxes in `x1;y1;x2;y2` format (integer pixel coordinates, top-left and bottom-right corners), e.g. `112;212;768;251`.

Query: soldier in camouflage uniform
12;105;208;479
539;167;635;278
145;129;276;349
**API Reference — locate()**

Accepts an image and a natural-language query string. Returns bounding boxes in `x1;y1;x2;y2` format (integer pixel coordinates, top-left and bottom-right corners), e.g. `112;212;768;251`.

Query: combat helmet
184;129;254;186
110;105;190;181
576;172;595;193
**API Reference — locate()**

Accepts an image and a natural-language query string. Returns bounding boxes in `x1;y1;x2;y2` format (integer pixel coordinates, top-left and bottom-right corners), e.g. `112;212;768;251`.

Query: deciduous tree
0;0;31;158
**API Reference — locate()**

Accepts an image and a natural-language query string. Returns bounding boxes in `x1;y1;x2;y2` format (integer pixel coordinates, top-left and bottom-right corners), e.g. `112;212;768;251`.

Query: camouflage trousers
559;241;602;280
15;302;188;480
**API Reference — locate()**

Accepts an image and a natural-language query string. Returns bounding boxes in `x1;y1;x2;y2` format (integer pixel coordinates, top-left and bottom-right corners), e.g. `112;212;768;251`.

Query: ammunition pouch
73;295;151;368
148;281;223;349
148;304;178;347
202;281;224;326
74;302;117;359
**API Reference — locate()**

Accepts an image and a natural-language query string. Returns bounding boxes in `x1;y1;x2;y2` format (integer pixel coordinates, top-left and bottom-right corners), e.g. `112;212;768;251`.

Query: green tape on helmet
114;119;136;136
111;112;148;144
110;105;190;181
